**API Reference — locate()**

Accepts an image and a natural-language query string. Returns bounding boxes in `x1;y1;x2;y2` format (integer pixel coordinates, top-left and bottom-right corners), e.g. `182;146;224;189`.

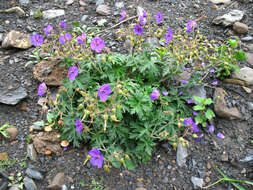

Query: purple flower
211;81;218;86
88;148;104;168
98;84;111;102
162;91;168;96
121;10;126;21
68;66;78;81
178;91;183;96
143;11;147;18
37;82;47;96
217;132;225;139
209;125;215;133
75;118;83;135
184;117;199;132
44;24;53;36
181;80;188;85
60;21;67;28
165;29;173;44
134;24;143;35
139;15;147;25
150;89;160;100
186;20;197;33
155;12;163;24
202;63;206;67
195;133;204;142
90;37;105;53
30;34;44;46
187;99;193;104
210;68;215;73
59;33;72;45
193;111;197;116
77;33;87;45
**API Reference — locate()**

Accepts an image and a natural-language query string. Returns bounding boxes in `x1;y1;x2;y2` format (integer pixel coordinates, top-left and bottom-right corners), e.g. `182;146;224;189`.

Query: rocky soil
0;0;253;189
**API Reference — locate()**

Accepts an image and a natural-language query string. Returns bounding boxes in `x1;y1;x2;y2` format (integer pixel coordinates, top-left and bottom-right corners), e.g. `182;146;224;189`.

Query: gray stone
19;0;29;6
65;0;74;5
81;15;88;23
42;9;65;19
47;173;65;190
191;176;204;189
247;102;253;111
0;86;27;105
0;33;3;43
27;144;38;162
0;181;8;190
9;184;21;190
96;4;110;16
26;168;43;180
115;2;124;9
96;0;104;6
97;19;107;26
247;44;253;52
62;185;68;190
241;36;253;42
187;85;206;104
0;169;9;179
176;143;188;167
23;177;38;190
231;67;253;85
29;124;43;131
212;10;244;26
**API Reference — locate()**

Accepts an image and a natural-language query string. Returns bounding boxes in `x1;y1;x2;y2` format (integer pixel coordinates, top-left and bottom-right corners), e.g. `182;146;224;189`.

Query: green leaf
234;50;247;61
205;109;215;120
203;98;213;105
72;22;80;27
194;114;204;125
47;113;54;123
228;39;237;48
125;159;135;170
193;96;203;104
111;160;121;168
33;121;45;126
193;104;204;111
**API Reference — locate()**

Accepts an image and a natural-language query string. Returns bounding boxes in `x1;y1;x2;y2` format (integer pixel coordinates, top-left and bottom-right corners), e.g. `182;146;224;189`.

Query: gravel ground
0;0;253;189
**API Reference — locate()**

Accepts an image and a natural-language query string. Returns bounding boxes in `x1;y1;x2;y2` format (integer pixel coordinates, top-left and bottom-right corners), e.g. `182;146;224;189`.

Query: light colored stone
0;7;25;16
23;177;38;190
19;0;29;6
136;188;147;190
214;88;242;120
191;176;204;189
66;0;74;5
5;127;18;141
246;53;253;68
2;30;32;49
31;132;62;156
97;19;107;26
232;67;253;85
210;0;230;4
212;10;244;26
96;4;110;16
33;56;68;86
0;86;27;105
79;0;86;6
42;9;65;19
115;2;124;9
176;143;188;167
48;173;65;190
241;36;253;42
247;44;253;52
9;184;20;190
26;168;43;180
233;22;248;34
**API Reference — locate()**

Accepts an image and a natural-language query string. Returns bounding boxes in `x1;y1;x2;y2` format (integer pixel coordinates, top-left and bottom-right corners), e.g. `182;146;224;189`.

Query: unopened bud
110;115;117;121
103;114;108;121
120;158;125;164
178;137;184;142
112;108;116;113
104;165;110;173
80;91;86;97
84;110;90;115
125;155;130;160
117;105;122;109
78;104;84;109
192;134;198;138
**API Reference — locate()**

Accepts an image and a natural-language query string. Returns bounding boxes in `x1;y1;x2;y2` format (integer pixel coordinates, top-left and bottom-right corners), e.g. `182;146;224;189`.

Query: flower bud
118;90;123;95
84;110;90;115
178;137;184;142
172;142;177;150
103;114;108;121
123;89;128;94
192;134;198;138
56;94;60;100
80;91;86;97
120;158;125;164
78;104;84;109
53;101;57;106
104;165;110;173
110;115;117;121
117;105;122;109
112;108;116;113
125;155;130;160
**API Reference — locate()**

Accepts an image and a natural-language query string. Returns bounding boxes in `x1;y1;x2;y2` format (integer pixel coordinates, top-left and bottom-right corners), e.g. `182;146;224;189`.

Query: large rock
212;10;244;26
233;22;248;34
231;67;253;85
0;85;27;105
23;177;38;190
47;173;65;190
27;144;38;162
2;30;32;49
31;132;62;156
246;53;253;68
96;4;110;16
42;9;65;19
191;176;204;189
214;88;242;120
33;56;68;86
26;167;43;180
